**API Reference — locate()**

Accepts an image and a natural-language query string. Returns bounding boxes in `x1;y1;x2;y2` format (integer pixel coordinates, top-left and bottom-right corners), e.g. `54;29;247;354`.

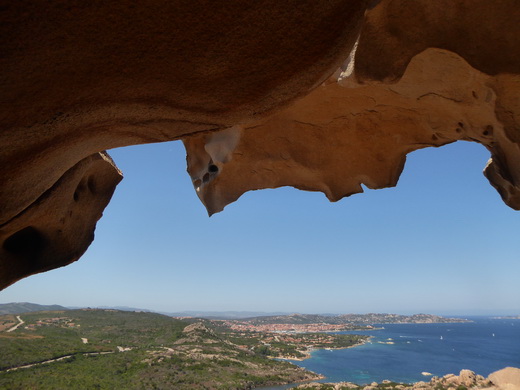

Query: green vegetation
221;330;368;359
0;310;184;370
0;310;319;389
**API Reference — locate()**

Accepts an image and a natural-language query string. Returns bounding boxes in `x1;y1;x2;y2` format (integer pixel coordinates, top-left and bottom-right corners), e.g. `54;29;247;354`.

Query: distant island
234;312;471;325
0;303;472;326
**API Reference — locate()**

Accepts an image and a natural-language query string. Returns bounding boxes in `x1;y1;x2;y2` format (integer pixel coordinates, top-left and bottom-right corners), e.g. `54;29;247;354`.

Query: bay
260;317;520;389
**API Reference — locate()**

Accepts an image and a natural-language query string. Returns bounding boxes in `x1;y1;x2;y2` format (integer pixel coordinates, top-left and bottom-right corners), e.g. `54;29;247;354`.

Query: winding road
6;316;24;333
5;351;115;372
2;315;132;373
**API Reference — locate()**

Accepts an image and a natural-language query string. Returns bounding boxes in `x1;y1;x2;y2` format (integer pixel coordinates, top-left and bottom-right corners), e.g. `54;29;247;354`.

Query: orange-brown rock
2;0;520;288
184;48;520;214
0;1;367;288
295;367;520;390
488;367;520;390
0;0;366;225
0;153;121;289
355;0;520;83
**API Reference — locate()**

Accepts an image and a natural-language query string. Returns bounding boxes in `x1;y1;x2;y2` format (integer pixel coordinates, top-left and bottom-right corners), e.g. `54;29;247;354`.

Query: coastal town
207;313;470;334
218;320;375;333
187;312;470;360
219;328;369;360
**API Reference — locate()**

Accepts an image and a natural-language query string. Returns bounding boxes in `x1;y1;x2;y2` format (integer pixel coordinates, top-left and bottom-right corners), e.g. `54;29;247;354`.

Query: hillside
239;313;469;325
0;302;69;315
0;309;319;389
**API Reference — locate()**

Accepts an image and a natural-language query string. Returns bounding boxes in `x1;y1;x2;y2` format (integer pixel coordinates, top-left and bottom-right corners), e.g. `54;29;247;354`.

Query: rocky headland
295;367;520;390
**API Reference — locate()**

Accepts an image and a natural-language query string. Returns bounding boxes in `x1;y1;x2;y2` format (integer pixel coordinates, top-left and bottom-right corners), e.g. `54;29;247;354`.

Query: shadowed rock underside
1;0;519;288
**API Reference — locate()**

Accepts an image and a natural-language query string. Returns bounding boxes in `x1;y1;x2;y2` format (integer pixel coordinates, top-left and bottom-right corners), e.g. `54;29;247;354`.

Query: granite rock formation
295;367;520;390
489;367;520;390
185;0;520;214
1;0;520;287
0;0;367;288
0;153;121;288
185;48;520;214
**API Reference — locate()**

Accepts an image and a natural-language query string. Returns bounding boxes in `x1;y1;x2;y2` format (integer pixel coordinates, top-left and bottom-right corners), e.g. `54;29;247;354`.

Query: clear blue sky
1;140;519;316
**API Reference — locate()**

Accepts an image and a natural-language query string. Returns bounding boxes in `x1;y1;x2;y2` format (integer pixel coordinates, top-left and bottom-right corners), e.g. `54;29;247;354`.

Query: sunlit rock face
2;0;520;287
185;47;520;214
354;0;520;210
185;0;520;214
488;367;520;390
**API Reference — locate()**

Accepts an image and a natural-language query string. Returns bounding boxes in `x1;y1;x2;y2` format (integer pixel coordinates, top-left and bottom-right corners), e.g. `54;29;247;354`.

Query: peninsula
201;313;470;334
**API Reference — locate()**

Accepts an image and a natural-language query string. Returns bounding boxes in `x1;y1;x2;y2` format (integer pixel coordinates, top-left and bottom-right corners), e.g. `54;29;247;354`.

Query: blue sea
261;318;520;389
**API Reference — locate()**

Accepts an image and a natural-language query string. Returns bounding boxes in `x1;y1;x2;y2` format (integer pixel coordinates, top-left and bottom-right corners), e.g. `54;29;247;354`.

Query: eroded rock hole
3;226;45;256
203;173;210;183
208;164;219;173
483;125;493;136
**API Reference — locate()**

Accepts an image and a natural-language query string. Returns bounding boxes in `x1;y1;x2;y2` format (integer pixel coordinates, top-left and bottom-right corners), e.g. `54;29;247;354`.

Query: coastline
274;336;372;362
271;318;520;387
260;367;520;390
287;367;520;390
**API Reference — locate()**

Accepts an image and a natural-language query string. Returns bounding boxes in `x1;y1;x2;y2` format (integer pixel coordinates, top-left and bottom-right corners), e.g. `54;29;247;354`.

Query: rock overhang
1;0;519;288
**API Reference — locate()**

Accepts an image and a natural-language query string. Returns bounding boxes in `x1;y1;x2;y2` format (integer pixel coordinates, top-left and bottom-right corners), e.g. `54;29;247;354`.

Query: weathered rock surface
0;153;121;289
295;367;520;390
2;0;520;287
355;0;520;83
0;0;367;288
352;0;520;210
0;0;366;225
185;48;520;214
489;367;520;390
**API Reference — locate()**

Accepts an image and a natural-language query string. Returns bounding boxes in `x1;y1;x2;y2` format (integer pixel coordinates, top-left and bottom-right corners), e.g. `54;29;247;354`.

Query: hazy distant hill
169;310;290;319
241;313;335;324
0;302;69;315
240;313;470;325
336;313;470;324
95;305;152;312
